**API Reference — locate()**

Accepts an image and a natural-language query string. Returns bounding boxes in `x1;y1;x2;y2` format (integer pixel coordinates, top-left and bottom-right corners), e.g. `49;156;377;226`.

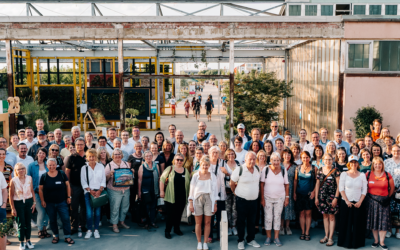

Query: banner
189;85;196;94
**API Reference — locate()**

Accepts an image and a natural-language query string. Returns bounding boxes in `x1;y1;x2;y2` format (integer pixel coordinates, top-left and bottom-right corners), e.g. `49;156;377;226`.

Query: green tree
223;71;292;139
351;106;383;138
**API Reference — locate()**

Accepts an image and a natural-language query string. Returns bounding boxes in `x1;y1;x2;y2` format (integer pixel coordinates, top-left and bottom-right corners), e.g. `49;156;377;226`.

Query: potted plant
0;218;16;249
125;108;140;132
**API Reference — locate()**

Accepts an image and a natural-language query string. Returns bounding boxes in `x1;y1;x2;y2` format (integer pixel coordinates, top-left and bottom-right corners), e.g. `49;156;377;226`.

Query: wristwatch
334;196;339;199
68;196;72;199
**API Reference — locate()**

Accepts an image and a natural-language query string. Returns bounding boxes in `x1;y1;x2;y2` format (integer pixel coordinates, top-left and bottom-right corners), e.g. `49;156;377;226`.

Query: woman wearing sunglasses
49;144;64;171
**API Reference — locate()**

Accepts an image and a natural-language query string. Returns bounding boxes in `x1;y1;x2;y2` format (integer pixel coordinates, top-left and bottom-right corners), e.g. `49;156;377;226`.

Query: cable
137;4;154;16
78;5;90;16
97;4;128;16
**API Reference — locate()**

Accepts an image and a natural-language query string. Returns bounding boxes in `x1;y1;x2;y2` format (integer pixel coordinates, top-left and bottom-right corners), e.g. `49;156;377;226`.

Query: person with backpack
230;151;261;250
365;157;395;250
260;152;289;247
315;153;341;247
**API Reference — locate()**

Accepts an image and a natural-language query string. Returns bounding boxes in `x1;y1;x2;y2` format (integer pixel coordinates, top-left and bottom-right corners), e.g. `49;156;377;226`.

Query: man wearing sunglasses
28;130;51;159
16;143;34;172
262;121;284;151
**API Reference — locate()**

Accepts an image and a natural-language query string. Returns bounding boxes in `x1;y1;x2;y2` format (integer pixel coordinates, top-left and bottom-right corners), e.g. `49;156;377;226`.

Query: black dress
337;199;366;248
160;152;175;170
127;155;143;214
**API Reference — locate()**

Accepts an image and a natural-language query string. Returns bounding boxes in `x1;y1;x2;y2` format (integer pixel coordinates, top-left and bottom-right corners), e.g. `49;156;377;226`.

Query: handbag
86;165;109;208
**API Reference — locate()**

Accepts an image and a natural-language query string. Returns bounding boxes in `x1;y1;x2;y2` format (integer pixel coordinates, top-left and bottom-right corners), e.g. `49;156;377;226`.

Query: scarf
143;161;159;196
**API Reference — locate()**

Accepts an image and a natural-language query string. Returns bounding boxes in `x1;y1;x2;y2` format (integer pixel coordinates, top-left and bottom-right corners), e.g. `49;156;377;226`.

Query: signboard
80;104;87;114
151;100;157;114
189;85;196;94
0;100;8;114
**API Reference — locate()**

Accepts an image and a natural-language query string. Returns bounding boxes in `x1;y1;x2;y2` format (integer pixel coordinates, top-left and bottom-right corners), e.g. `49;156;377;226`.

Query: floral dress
317;167;340;215
385;158;400;228
282;164;296;220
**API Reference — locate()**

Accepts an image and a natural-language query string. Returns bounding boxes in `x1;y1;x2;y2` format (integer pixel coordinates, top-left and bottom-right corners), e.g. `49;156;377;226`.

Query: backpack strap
214;160;219;176
86;165;90;187
239;165;243;176
107;142;114;150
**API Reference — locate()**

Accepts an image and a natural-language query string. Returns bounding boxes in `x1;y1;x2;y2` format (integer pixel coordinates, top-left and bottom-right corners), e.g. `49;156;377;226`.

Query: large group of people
1;118;400;250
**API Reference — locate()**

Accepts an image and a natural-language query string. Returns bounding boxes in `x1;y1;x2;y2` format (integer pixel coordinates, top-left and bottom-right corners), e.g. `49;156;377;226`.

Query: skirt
295;193;314;212
337;200;366;249
366;194;391;231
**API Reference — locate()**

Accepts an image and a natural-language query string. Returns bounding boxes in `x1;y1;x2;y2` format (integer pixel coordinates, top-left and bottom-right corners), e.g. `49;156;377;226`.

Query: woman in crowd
160;153;190;239
294;151;316;241
291;144;302;165
189;140;197;158
315;153;341;246
218;141;227;160
81;149;106;239
311;145;324;169
249;141;261;155
189;155;218;250
349;143;360;158
191;97;197;117
260;152;289;247
281;148;296;236
178;143;193;174
263;140;274;164
284;132;292;149
396;134;400;146
193;147;204;172
0;148;13;245
335;147;348;172
233;136;247;165
360;148;372;173
344;129;354;145
141;136;150;152
326;142;337;162
154;132;165;153
7;134;19;155
39;158;74;244
255;150;268;235
150;142;165;173
383;136;393;160
184;99;190;118
376;128;393;151
297;129;309;150
10;163;36;250
385;144;400;238
372;143;384;159
97;146;111;167
275;138;285;156
337;155;367;249
27;148;50;239
84;132;96;150
160;140;175;170
105;149;131;233
138;150;160;230
366;157;394;250
221;149;239;236
49;144;63;171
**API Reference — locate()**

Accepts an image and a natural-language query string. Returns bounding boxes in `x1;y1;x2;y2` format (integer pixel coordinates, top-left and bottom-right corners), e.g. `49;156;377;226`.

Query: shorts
171;104;176;110
194;193;213;216
195;109;200;115
206;110;212;115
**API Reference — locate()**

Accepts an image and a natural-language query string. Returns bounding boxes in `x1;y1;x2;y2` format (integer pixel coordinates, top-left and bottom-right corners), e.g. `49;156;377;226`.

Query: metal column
6;40;16;134
284;49;288;129
118;39;125;130
229;39;234;139
218;62;220;114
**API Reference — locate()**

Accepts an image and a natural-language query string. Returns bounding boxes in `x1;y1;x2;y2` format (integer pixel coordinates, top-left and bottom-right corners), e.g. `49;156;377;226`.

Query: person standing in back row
205;98;213;122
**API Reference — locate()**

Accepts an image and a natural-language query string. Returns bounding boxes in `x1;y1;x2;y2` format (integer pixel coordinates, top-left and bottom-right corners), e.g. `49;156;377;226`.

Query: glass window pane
321;5;333;16
385;5;397;15
305;5;317;16
348;44;355;68
380;41;390;71
354;5;366;15
363;44;370;68
289;5;301;16
370;5;382;15
389;42;399;71
348;44;369;68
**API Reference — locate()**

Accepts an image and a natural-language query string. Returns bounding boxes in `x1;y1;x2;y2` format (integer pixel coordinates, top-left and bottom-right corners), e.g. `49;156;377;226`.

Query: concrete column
218;62;220;115
229;39;234;139
6;40;16;134
118;39;125;130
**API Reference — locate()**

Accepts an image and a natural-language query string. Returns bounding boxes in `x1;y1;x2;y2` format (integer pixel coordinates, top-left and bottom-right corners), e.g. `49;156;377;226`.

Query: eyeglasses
51;149;59;152
175;159;184;162
113;154;121;156
0;141;6;144
271;126;278;128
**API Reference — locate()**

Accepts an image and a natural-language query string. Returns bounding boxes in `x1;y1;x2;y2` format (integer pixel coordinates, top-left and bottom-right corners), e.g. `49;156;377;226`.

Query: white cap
348;155;359;162
237;123;245;129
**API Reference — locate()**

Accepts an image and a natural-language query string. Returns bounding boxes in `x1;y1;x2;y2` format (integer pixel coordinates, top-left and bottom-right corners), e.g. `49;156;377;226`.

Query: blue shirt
222;96;227;103
50;140;66;150
27;161;49;193
5;151;17;167
243;140;264;151
334;140;351;155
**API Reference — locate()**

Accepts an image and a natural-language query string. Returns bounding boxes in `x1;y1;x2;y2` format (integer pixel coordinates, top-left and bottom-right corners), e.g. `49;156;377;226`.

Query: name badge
369;181;375;184
55;181;61;184
327;176;333;179
305;174;311;176
343;168;348;171
155;161;159;164
136;160;141;162
182;175;185;178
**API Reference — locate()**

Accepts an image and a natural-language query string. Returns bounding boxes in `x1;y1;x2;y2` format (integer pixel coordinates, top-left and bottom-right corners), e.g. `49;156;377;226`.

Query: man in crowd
356;138;366;151
173;130;186;154
121;130;134;155
209;134;218;147
205;98;213;122
98;136;113;155
334;129;351;155
71;126;81;143
202;140;211;156
28;131;50;158
18;129;26;141
22;127;36;150
141;136;150;152
193;122;212;141
230;123;251;149
0;137;16;167
16;143;34;172
319;127;330;150
303;132;321;156
262;121;284;150
195;129;207;145
50;128;65;150
106;128;118;152
47;131;54;142
128;126;141;145
167;124;176;143
244;128;264;151
365;135;373;151
34;119;48;137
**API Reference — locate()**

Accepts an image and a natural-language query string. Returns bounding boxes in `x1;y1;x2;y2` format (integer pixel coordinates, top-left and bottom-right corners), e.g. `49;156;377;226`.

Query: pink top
12;175;33;202
260;166;289;199
104;161;130;192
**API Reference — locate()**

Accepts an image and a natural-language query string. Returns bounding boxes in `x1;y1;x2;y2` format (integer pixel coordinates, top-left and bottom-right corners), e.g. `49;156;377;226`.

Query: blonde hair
177;143;190;159
200;155;210;166
49;144;60;156
224;149;236;161
256;150;268;165
371;157;385;172
162;140;174;152
14;163;26;177
97;146;110;162
379;127;390;139
86;148;98;159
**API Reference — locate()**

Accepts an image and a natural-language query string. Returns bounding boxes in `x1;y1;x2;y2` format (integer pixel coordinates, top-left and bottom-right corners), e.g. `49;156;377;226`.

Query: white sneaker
197;242;203;250
279;228;285;235
19;242;25;250
396;233;400;239
203;243;209;250
232;227;238;236
94;230;100;239
85;230;93;239
386;232;392;238
238;241;245;250
31;220;37;228
78;227;82;238
247;240;261;248
228;227;233;236
286;227;293;235
26;241;34;249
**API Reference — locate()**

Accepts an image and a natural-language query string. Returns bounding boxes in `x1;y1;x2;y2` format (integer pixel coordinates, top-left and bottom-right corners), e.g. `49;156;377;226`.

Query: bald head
209;134;218;146
176;130;184;144
198;122;207;131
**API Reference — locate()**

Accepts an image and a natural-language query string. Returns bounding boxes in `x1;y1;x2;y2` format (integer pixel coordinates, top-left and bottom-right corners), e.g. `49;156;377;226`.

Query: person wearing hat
28;130;51;159
230;124;251;149
337;155;368;249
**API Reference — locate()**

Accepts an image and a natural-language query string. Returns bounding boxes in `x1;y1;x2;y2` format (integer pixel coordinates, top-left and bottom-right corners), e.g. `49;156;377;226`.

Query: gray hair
113;138;122;143
334;129;343;134
327;141;337;150
208;145;220;155
245;151;257;159
143;150;153;158
74;137;85;143
63;135;71;140
47;158;57;165
195;146;204;153
201;140;210;146
112;148;123;158
54;128;63;134
85;132;94;139
270;152;281;161
200;155;210;166
174;153;184;161
134;141;143;147
71;126;81;133
344;129;352;135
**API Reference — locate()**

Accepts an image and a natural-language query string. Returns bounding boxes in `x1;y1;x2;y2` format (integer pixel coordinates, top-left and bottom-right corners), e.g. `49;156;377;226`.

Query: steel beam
6;40;16;133
3;0;285;3
186;4;220;16
250;3;285;16
118;39;125;130
27;3;43;16
159;4;191;15
141;40;157;49
223;3;278;16
124;75;229;79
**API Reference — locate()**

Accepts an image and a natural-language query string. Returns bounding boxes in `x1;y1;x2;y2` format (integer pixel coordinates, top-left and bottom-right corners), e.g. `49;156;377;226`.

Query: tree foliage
222;71;292;139
351;106;383;138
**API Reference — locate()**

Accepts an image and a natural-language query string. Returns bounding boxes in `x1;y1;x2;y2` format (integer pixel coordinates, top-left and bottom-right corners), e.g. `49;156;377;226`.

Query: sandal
320;236;328;244
64;238;75;244
305;235;311;241
38;230;45;239
52;237;59;244
43;229;51;238
326;239;334;246
299;234;305;240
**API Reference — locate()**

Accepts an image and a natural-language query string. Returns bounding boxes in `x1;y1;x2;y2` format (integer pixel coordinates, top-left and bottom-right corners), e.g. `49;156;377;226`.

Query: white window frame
346;40;374;71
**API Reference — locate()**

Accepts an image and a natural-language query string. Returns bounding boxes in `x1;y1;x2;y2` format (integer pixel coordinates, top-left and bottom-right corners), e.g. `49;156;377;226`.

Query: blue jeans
108;189;130;225
84;193;101;231
45;201;71;239
35;193;49;229
0;207;6;223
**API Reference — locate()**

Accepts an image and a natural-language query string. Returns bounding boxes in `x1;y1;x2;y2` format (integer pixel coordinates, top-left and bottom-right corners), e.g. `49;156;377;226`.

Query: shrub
351;106;383;138
20;99;62;131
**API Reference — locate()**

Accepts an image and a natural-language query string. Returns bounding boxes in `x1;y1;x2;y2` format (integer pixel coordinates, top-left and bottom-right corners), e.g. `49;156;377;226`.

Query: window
348;44;370;68
354;5;366;15
385;5;397;15
373;41;400;71
369;5;382;15
305;5;317;16
289;5;301;16
321;5;333;16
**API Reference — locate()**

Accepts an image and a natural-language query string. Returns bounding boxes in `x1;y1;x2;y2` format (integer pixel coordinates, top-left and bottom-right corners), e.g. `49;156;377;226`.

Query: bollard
220;210;228;250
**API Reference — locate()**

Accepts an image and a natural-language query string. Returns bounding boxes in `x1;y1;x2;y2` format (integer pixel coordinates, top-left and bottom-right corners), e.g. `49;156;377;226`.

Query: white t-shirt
121;141;134;156
0;172;7;204
230;164;260;200
16;156;34;172
170;99;176;105
234;149;248;165
21;138;37;150
128;137;142;148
